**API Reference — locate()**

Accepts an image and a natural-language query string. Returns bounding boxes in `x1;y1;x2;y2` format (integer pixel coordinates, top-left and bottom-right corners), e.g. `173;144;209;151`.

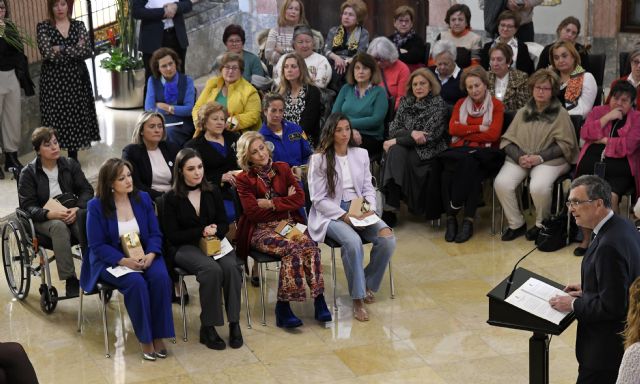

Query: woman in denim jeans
308;113;396;322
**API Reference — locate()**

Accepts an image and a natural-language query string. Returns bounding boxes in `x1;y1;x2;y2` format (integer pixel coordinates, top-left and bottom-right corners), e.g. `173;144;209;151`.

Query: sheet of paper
505;277;571;325
213;238;234;260
350;214;381;227
106;266;142;278
295;223;307;233
164;121;184;127
145;0;174;8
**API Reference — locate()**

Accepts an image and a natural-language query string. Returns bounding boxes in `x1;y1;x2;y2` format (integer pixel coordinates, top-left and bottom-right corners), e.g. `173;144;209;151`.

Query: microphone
503;235;550;298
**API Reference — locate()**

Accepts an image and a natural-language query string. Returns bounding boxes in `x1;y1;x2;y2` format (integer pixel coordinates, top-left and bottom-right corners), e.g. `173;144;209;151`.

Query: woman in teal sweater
332;53;388;159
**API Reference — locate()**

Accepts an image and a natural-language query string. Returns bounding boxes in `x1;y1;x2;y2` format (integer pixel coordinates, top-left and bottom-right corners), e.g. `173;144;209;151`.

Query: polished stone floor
0;102;585;383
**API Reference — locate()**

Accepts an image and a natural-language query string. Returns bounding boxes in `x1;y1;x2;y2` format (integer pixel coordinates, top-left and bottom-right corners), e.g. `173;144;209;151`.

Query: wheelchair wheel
2;220;31;300
39;284;58;314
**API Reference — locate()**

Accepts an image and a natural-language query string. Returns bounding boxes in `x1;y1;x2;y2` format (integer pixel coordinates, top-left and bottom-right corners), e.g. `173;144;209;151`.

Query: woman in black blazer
277;53;323;146
184;102;240;224
161;148;243;350
122;111;180;200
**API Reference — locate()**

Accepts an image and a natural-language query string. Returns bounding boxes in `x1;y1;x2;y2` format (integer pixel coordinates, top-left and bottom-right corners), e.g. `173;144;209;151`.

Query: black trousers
576;366;618;384
0;342;38;384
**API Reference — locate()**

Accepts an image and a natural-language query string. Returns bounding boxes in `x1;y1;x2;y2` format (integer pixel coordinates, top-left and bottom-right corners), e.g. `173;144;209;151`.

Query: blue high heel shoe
275;301;303;328
314;294;332;322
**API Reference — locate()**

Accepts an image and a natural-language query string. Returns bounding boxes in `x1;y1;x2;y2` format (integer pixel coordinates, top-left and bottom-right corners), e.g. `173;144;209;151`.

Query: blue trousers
325;200;395;299
99;258;175;343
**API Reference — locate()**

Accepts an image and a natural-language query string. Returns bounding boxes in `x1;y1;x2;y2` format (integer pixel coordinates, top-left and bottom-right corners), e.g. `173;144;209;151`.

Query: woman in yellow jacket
192;52;262;132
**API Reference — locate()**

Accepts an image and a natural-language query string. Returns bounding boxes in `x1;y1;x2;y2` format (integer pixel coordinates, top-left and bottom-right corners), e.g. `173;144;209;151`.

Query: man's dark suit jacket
132;0;193;54
573;213;640;372
122;141;180;199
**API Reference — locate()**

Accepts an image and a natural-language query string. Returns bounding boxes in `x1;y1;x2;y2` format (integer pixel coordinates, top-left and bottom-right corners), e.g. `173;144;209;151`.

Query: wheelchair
1;168;103;314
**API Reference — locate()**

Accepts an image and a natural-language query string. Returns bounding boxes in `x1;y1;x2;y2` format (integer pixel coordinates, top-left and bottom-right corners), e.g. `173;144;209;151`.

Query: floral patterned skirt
250;220;324;301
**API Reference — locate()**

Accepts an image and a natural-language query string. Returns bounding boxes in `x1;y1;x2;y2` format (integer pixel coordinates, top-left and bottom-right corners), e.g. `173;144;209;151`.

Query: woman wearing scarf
494;69;578;242
144;47;195;148
235;131;331;328
324;0;369;91
550;40;597;118
440;66;505;243
431;4;481;67
388;5;426;72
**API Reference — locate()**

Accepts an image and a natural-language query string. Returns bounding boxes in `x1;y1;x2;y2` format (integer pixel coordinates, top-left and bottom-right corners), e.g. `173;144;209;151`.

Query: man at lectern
549;175;640;384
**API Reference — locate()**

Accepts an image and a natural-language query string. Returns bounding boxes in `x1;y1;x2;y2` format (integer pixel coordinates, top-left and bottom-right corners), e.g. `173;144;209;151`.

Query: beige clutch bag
200;236;221;256
120;232;145;259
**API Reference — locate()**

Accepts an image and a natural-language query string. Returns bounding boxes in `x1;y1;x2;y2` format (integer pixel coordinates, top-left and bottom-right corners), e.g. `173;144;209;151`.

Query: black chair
620;51;630;78
455;47;472;69
588;53;606;106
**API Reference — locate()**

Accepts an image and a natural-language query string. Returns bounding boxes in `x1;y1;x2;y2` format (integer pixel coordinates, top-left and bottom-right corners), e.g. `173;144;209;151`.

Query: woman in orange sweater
440;66;505;243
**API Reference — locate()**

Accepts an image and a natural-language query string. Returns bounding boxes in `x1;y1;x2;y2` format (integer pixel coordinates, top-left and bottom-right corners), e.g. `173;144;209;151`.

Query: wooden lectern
487;267;575;384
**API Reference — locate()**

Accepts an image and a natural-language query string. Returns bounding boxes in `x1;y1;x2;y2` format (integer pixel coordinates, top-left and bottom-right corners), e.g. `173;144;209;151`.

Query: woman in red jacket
440;66;505;243
235;131;331;328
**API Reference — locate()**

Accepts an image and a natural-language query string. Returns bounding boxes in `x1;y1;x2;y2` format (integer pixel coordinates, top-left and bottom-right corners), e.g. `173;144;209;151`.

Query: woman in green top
331;53;388;159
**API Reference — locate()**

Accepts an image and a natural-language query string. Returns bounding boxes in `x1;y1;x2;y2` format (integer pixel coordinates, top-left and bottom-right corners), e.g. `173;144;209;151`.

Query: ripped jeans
325;200;396;299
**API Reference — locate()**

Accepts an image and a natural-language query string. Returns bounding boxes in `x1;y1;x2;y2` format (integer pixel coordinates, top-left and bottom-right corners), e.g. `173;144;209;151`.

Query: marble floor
0;102;585;383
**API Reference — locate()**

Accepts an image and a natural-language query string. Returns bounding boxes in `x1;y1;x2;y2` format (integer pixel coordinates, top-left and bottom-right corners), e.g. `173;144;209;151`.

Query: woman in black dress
37;0;99;161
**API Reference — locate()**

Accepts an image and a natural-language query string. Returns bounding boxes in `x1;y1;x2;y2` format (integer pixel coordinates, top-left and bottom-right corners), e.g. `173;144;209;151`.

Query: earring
111;188;114;193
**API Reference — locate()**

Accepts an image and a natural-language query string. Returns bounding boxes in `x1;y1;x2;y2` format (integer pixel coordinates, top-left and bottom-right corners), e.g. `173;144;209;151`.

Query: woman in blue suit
80;158;174;361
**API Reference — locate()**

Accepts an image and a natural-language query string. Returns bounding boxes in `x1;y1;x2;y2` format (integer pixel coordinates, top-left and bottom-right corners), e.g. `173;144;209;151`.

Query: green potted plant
100;0;144;109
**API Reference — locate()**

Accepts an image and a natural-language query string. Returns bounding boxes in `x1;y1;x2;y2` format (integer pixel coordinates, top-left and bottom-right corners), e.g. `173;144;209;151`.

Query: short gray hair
367;37;399;63
431;40;457;61
570;175;612;208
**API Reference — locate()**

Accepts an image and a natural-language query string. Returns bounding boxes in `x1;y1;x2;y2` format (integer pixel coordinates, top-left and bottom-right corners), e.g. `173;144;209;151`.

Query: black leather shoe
525;226;541;241
454;219;473;243
445;216;458;242
228;322;243;349
573;246;588;256
501;224;527;241
65;276;80;298
200;326;226;350
381;211;398;228
4;152;23;173
0;167;4;180
171;285;189;305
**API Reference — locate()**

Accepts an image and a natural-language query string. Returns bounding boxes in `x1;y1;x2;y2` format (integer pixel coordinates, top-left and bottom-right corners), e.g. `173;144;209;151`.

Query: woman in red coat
235;131;331;328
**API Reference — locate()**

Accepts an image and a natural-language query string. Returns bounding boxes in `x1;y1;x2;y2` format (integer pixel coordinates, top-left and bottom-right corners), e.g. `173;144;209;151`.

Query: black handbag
535;212;568;252
54;192;78;209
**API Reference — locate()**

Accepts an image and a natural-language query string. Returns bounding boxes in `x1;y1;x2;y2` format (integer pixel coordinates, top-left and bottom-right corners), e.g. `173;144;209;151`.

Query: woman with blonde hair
264;0;320;67
618;277;640;383
550;40;597;117
234;131;331;328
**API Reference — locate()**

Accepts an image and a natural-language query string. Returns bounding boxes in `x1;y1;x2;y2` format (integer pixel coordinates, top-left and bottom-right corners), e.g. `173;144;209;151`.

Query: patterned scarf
458;90;494;128
561;65;586;107
390;29;415;50
163;73;179;105
332;25;361;55
252;160;279;199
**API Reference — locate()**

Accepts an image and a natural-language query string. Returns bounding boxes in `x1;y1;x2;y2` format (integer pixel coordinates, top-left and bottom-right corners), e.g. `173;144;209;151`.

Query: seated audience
122;112;180;200
193;52;262;132
487;43;531;111
264;0;321;68
221;24;265;82
18;127;93;298
441;66;505;243
324;0;369;90
550;41;597;118
495;69;578;242
259;93;312;170
185;102;240;224
618;277;640;384
430;40;465;106
308;113;396;322
480;11;534;75
434;4;481;66
389;5;426;72
332;53;388;159
367;37;410;110
81;158;174;361
235;131;331;328
273;25;332;89
537;16;590;72
162;148;243;350
381;68;448;226
574;81;640;255
144;47;195;148
277;52;324;146
608;47;640;107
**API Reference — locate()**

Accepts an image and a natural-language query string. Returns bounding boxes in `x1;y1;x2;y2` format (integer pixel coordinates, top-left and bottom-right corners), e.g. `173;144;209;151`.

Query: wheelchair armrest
15;207;37;241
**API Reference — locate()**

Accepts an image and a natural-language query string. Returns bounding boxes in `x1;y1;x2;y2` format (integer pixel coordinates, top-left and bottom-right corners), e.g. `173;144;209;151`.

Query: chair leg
242;268;252;329
258;263;267;326
491;184;496;235
77;289;84;332
331;247;338;312
179;275;187;342
99;290;111;358
388;261;395;299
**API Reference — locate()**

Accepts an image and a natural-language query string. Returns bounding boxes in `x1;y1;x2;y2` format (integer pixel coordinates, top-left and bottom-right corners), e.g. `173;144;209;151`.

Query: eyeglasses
499;23;516;30
632;59;640;67
222;65;240;72
534;86;552;92
226;39;242;45
565;199;594;208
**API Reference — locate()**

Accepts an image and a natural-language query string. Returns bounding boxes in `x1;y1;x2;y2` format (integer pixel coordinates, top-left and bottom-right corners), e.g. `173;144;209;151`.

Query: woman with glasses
480;10;533;75
550;40;597;118
367;37;410;111
608;47;640;108
221;24;264;82
193;52;261;132
573;81;640;255
388;5;426;72
494;69;578;242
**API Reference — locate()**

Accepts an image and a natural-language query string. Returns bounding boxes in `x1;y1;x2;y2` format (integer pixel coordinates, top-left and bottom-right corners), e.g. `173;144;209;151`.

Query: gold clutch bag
120;232;145;259
200;236;221;256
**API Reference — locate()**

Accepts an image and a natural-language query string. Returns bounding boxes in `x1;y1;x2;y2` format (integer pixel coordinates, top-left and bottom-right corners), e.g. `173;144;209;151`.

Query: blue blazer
80;191;164;292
